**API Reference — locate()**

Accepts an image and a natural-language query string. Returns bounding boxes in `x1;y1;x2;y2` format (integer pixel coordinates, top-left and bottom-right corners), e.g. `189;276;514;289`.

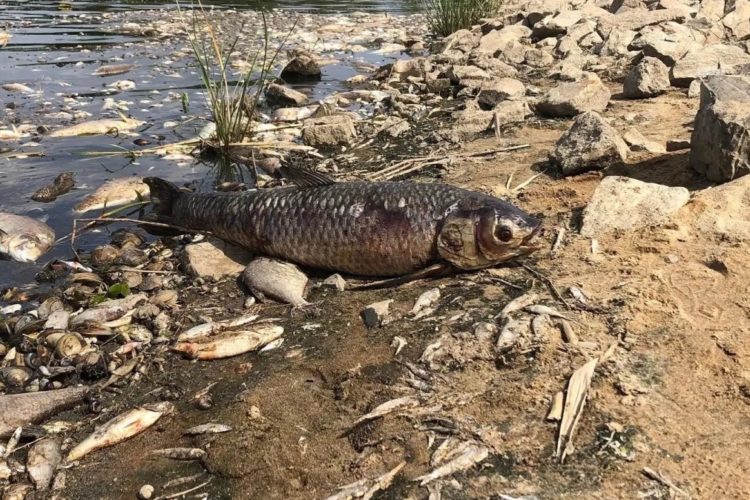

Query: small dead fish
2;83;35;94
66;402;173;462
92;63;136;77
352;396;420;427
177;313;259;342
108;79;136;91
415;442;489;485
410;288;440;318
26;438;62;491
73;177;149;213
32;172;75;202
525;304;570;320
496;318;527;353
325;461;405;500
183;423;232;436
70;293;147;328
151;447;205;461
0;212;55;263
173;325;284;360
273;106;317;122
242;257;309;306
49;116;144;138
498;293;538;319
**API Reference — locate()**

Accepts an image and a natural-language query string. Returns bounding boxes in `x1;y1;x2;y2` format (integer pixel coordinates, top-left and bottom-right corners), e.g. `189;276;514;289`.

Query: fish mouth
521;221;544;250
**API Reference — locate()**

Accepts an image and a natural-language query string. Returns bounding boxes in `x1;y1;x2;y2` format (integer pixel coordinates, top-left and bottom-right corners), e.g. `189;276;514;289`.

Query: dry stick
551;227;566;256
512;172;543;192
522;265;571;309
642;467;690;498
56;201;152;245
154;478;213;500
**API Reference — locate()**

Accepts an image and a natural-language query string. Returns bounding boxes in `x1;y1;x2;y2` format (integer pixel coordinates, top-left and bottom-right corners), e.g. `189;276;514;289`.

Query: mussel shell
37;296;64;321
90;244;121;267
111;229;146;248
68;272;106;288
1;366;33;388
14;315;45;336
44;331;86;358
119;247;148;266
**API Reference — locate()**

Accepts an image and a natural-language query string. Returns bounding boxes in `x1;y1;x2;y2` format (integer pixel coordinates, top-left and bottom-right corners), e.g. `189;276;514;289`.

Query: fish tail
142;177;183;235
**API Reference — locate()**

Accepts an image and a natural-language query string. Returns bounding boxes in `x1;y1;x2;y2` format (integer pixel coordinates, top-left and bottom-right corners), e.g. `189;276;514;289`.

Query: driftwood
0;387;90;437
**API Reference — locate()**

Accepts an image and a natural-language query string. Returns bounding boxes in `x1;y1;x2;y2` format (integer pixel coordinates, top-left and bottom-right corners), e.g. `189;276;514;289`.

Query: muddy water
0;0;414;287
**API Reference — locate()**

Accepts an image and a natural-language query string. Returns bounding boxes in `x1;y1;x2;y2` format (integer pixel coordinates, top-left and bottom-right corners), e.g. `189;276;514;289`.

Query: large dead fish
0;213;55;263
49;115;143;138
143;167;542;278
73;177;149;213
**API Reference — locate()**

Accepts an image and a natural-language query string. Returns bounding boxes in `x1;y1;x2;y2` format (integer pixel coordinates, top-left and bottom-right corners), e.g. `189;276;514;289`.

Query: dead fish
498;292;538;319
66;402;173;462
2;83;35;94
108;80;136;91
415;442;489;485
0;213;55;263
70;293;147;328
352;396;420;427
177;313;259;342
143;166;541;278
173;325;284;360
49;115;144;138
73;177;149;213
325;461;405;500
0;32;10;47
151;447;205;461
0;387;89;437
26;438;62;490
92;63;136;76
32;172;75;202
410;288;440;318
496;318;526;353
525;304;570;320
242;257;309;306
183;423;232;435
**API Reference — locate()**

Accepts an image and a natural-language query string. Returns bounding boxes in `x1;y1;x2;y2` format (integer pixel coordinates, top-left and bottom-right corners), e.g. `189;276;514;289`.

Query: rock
666;138;691;151
551;111;628;175
688;79;701;98
671;44;750;87
598;8;688;35
630;22;703;66
524;48;555;68
623;57;670;98
468;55;519;78
26;438;61;490
532;11;583;39
493;100;530;125
689;175;750;241
610;0;646;13
380;117;411;138
44;310;70;330
723;0;750;40
361;299;393;329
536;73;611;117
242;257;309;307
265;83;308;107
181;238;251;279
391;58;428;80
445;65;490;86
138;485;155;500
622;127;667;153
690;76;750;182
322;273;346;291
302;114;357;148
441;29;479;53
477;78;526;107
451;106;495;134
581;176;690;237
598;27;637;56
475;25;531;56
281;51;321;81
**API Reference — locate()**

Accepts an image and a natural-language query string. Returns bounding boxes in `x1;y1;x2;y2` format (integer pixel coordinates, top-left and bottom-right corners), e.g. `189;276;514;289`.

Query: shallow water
0;0;416;287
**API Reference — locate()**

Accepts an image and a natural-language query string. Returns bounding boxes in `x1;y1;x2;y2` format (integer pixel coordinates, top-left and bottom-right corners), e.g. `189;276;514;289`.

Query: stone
265;83;308;107
532;11;583;39
536;73;611;117
723;0;750;40
630;22;703;66
445;65;491;86
391;58;429;80
623;57;670;98
181;238;251;280
477;78;526;107
474;25;531;56
622;127;667;153
524;48;555;68
322;273;346;291
302;114;357;148
689;175;750;241
551;111;628;175
361;299;393;329
666;138;691;151
610;0;646;13
468;55;519;78
451;106;496;134
597;8;688;34
138;485;155;500
688;79;701;98
690;76;750;182
581;176;690;237
379;117;411;138
280;50;321;81
242;257;309;307
441;29;479;53
493;100;530;125
598;27;637;56
671;44;750;87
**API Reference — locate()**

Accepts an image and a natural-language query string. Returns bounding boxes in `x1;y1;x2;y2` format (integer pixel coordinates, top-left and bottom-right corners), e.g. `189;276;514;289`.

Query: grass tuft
420;0;501;37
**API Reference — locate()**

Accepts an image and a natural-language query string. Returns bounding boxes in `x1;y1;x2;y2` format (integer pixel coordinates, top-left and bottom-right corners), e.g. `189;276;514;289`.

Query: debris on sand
557;358;598;462
32;172;75;203
176;313;259;342
325;461;405;500
93;63;136;76
351;396;420;427
361;299;394;329
415;441;490;486
409;288;440;318
0;387;89;437
66;402;173;462
183;423;232;435
151;447;206;461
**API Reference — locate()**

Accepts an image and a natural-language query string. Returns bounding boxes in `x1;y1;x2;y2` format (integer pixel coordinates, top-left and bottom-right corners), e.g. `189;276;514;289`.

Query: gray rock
532;11;583;39
598;27;637;56
181;238;251;279
622;127;667;153
451;106;495;134
265;83;308;107
493;100;530;125
623;57;670;98
302;114;357;148
666;138;691;151
477;78;526;107
281;50;321;80
630;22;704;66
551;111;628;175
468;55;519;78
524;48;556;68
688;78;702;98
475;25;531;56
242;257;309;306
671;44;750;87
536;73;611;117
581;176;690;237
597;8;688;34
322;273;346;291
445;65;491;86
723;0;750;40
441;29;480;53
689;175;750;241
361;299;393;329
690;76;750;182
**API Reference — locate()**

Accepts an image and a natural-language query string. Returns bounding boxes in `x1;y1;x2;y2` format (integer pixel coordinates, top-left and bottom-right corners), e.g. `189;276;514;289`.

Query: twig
512;172;543;192
154;478;213;500
551;227;566;256
56;201;151;245
642;467;690;498
522;265;570;309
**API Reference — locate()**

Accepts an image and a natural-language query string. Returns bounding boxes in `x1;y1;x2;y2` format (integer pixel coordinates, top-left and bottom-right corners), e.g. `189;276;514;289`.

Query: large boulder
581;176;690;237
302;114;357;148
687;175;750;242
690;76;750;182
623;57;670;98
536;73;611;117
670;44;750;87
477;78;526;108
551;111;628;176
474;25;531;56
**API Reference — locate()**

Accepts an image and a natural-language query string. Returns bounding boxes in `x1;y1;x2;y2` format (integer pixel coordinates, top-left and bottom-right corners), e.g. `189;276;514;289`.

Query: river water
0;0;418;287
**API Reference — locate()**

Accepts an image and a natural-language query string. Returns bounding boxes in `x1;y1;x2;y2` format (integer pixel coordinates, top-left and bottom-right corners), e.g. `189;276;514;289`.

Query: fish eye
496;225;513;242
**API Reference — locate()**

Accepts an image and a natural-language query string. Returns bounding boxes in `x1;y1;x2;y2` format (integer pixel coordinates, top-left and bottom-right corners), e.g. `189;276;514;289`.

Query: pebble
138;484;154;500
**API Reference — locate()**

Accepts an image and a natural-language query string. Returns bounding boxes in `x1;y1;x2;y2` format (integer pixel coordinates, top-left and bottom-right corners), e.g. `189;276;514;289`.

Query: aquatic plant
420;0;501;37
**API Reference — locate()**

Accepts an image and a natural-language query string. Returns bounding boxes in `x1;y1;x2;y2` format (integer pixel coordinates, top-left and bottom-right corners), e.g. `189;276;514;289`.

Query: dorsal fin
278;165;336;187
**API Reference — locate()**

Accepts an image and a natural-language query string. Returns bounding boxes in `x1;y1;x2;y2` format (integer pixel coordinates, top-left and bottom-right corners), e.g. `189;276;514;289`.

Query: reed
420;0;501;37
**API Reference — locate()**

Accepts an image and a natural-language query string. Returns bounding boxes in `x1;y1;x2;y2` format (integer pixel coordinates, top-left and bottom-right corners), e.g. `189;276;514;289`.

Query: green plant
420;0;501;37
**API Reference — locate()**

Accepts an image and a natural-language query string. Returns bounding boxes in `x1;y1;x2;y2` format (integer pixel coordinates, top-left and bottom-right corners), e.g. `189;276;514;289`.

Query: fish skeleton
0;213;55;263
143;167;542;278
